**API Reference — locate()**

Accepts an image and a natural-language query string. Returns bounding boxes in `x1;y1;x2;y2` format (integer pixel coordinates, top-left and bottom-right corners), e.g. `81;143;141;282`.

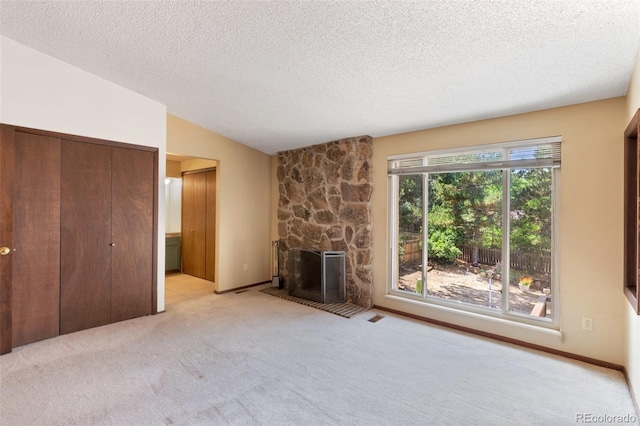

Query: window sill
382;293;563;340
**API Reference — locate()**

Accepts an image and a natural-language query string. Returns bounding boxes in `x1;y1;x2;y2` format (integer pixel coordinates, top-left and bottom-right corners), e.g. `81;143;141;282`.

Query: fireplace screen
288;249;346;303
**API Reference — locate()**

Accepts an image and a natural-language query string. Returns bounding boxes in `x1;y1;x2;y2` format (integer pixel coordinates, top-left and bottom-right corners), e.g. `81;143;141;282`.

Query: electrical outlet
243;264;249;272
582;317;593;331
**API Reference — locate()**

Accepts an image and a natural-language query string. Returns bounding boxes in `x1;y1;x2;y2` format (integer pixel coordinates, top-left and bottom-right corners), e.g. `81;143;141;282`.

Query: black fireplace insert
288;249;346;304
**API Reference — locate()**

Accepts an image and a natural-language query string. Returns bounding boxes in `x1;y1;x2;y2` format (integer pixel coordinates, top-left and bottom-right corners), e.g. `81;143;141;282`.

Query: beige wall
181;158;217;172
627;46;640;124
167;158;218;177
166;160;182;178
166;114;272;292
625;45;640;408
372;97;627;365
270;156;279;241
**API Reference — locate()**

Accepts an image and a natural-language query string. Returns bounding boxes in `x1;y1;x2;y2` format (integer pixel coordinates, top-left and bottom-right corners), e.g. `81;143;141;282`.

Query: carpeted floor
0;279;637;425
259;287;369;318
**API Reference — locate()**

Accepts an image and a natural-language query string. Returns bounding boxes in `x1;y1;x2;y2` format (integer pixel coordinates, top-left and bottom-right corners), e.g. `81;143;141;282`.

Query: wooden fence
400;240;551;274
400;239;423;265
457;246;551;274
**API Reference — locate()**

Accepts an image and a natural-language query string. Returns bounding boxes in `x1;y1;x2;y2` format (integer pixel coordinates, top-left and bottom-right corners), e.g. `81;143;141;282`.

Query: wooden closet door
192;172;207;278
0;126;15;354
182;172;207;279
12;132;61;347
205;170;216;281
60;140;112;334
110;147;154;322
182;173;195;275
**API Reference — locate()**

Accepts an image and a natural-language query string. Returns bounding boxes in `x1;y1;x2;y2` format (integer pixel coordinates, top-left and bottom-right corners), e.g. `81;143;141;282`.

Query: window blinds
388;136;561;175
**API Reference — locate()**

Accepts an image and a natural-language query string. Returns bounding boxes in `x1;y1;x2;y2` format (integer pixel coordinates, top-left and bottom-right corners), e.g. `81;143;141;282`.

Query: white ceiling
1;1;640;155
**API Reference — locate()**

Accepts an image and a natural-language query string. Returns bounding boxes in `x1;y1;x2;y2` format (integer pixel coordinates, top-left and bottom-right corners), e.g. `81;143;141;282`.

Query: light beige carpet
260;287;369;318
1;283;637;425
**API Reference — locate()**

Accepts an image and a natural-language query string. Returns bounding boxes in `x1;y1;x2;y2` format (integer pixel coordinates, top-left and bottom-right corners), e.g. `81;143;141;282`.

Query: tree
398;175;423;233
509;168;552;253
428;171;502;265
398;167;551;269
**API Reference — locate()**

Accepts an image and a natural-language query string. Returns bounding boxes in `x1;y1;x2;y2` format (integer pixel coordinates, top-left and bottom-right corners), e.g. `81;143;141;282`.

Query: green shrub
428;229;461;263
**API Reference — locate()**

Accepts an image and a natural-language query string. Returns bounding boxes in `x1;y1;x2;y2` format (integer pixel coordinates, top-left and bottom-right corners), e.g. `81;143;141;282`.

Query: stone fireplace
277;136;373;308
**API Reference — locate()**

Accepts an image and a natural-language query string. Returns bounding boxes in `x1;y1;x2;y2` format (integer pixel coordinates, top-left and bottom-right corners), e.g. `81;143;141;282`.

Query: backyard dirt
398;261;550;316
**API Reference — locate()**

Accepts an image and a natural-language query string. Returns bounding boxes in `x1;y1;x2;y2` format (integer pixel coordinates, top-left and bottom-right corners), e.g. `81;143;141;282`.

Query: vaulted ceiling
1;1;639;154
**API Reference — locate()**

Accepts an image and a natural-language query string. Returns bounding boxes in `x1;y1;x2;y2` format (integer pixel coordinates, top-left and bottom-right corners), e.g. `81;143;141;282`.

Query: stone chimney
277;136;373;308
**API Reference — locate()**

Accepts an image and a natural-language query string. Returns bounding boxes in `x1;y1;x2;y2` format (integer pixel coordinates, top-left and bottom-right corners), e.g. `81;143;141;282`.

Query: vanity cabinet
166;236;181;272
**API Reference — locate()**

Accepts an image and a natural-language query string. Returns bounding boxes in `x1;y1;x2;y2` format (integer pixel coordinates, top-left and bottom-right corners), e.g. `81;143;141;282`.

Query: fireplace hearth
288;249;346;304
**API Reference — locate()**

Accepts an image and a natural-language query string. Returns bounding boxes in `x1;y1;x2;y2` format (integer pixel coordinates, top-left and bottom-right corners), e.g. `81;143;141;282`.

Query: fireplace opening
288;249;346;304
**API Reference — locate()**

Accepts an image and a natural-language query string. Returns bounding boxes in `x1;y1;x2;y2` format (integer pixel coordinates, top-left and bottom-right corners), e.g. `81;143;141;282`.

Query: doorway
164;272;213;305
165;154;218;301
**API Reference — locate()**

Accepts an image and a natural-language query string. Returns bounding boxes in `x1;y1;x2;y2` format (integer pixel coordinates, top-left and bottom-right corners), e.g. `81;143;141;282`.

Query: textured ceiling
1;1;640;155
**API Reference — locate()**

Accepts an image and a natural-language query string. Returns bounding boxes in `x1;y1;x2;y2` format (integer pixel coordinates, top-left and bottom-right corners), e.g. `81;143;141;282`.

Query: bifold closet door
0;126;14;354
111;147;153;322
181;173;195;275
205;170;216;281
60;140;112;334
12;132;61;347
182;172;207;279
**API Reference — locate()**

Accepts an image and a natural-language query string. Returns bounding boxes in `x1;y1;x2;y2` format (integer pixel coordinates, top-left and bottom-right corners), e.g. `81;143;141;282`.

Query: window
388;137;560;324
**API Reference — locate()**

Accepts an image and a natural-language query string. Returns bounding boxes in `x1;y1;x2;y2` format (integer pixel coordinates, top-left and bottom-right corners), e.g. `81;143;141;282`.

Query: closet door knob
0;247;10;256
110;243;116;247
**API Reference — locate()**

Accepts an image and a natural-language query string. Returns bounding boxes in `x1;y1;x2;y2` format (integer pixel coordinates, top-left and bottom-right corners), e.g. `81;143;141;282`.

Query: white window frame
388;137;561;328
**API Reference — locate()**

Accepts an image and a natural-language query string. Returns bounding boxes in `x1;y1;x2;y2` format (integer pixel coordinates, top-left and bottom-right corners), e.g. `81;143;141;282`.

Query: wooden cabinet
624;109;640;314
182;169;216;281
0;125;157;353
